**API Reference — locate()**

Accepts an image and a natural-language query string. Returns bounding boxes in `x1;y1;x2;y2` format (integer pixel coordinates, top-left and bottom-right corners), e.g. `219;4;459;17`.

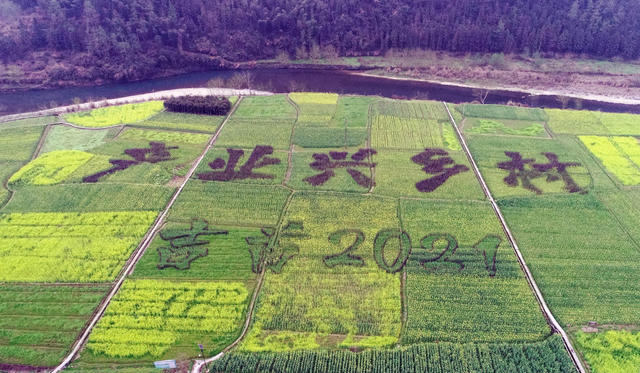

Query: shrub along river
0;68;638;116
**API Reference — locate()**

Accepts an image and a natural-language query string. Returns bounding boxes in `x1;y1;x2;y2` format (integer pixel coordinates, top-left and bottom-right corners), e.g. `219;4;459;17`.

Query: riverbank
256;52;640;104
3;51;638;102
347;71;640;106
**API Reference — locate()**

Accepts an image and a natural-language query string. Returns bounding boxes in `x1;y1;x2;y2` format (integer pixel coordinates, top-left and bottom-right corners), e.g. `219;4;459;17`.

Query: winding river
0;68;638;115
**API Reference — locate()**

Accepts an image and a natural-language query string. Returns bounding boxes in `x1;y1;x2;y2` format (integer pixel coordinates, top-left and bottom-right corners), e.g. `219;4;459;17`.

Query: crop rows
0;284;109;367
212;335;574;373
580;135;640;185
86;279;249;358
289;92;339;125
575;330;640;373
464;118;547;137
456;104;547;122
0;211;156;282
546;108;640;135
63;101;164;127
8;150;94;186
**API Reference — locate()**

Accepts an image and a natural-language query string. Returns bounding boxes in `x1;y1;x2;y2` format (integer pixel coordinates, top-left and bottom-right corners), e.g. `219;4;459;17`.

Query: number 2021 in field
324;228;501;277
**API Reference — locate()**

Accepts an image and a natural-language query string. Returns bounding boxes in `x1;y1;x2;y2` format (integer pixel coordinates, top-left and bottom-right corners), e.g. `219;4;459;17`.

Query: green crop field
1;95;639;373
63;101;164;127
0;104;225;369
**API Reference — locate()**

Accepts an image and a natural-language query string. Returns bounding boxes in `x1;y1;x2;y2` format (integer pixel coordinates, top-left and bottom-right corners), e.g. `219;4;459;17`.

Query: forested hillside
1;0;639;82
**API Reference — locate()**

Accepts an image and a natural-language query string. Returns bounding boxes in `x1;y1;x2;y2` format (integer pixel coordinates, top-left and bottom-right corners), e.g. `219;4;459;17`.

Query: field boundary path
51;96;245;373
442;102;587;373
0;88;271;124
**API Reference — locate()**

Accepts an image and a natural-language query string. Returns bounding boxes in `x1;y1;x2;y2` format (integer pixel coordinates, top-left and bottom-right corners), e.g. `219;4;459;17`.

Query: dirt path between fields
442;102;586;373
50;97;245;373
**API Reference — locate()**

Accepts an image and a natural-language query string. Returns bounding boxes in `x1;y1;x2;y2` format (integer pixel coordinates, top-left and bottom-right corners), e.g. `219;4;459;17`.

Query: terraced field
1;94;639;373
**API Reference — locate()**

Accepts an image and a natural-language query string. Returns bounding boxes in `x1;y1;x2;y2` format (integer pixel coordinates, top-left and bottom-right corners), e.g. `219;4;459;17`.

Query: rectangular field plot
133;224;258;282
370;99;452;151
287;148;376;193
0;211;156;282
0;126;44;162
371;115;444;150
499;193;640;327
136;111;226;133
545;109;608;135
457;104;547;122
242;193;402;351
2;183;172;213
293;127;367;148
599;112;640;135
82;279;249;362
169;182;290;227
63;101;164;127
373;149;484;200
329;96;373;128
0;116;56;129
468;135;591;197
289;93;338;125
40;125;118;154
232;96;297;120
194;146;288;185
0;283;109;367
213;335;574;373
580;135;640;185
217;96;296;150
399;199;550;344
462;117;548;137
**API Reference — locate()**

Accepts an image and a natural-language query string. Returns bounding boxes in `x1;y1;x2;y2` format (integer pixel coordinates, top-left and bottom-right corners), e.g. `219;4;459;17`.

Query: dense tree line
164;95;231;115
1;0;638;81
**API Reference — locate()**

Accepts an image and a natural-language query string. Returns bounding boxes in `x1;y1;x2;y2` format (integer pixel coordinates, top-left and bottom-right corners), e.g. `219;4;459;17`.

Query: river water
0;68;637;115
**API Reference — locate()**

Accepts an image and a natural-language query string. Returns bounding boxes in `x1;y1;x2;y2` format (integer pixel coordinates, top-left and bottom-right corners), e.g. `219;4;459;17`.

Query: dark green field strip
456;104;548;122
0;300;102;316
232;96;297;119
0;315;89;332
211;335;573;373
1;183;173;212
169;182;291;227
0;329;77;348
499;193;640;327
133;225;258;281
0;344;68;367
0;126;44;162
136;111;226;133
0;284;109;367
329;96;374;128
403;274;550;344
0;116;57;129
217;121;295;150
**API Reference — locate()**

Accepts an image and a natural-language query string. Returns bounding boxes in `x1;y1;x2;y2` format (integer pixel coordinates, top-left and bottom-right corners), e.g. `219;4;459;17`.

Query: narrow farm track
51;97;244;373
442;102;587;373
190;165;299;373
190;269;266;373
283;94;299;185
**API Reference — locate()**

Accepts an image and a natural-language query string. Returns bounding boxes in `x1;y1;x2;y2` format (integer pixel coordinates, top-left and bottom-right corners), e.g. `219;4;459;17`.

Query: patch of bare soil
167;175;187;188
